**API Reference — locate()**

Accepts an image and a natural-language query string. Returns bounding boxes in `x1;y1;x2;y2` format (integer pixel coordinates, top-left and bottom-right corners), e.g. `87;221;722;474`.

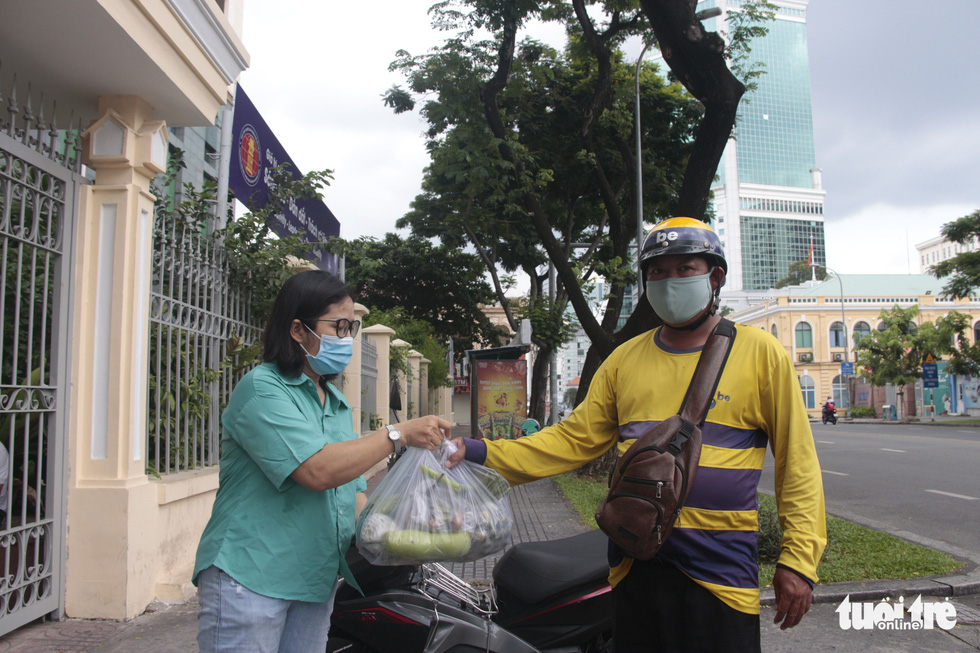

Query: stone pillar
362;324;394;426
407;350;423;419
341;303;370;426
391;339;411;422
67;96;168;618
419;357;430;416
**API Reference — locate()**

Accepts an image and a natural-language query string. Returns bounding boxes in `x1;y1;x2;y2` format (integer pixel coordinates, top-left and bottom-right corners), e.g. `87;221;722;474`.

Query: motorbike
822;406;837;424
326;528;614;652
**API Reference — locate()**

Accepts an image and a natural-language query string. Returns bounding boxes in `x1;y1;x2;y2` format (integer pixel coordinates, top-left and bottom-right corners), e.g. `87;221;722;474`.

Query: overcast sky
238;0;979;277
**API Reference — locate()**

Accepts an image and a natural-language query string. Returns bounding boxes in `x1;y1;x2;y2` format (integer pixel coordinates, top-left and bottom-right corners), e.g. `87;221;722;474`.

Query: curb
760;566;980;606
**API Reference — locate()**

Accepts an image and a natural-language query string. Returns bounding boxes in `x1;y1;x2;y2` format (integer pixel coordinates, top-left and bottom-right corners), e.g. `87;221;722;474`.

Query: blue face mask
302;325;353;376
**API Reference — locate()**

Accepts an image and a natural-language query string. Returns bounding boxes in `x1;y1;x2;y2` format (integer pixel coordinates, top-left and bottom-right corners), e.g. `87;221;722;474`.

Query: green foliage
853;306;924;387
849;406;877;418
389;1;705;412
758;493;962;586
344;233;503;349
933;209;980;298
775;261;826;289
723;0;778;93
517;295;575;350
854;305;980;385
212;166;337;323
554;477;961;587
552;473;608;531
144;152;336;472
362;307;453;389
756;492;783;564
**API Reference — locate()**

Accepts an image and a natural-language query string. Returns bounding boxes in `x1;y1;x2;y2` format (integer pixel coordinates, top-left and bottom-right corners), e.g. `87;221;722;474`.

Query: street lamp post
634;40;652;293
820;264;849;417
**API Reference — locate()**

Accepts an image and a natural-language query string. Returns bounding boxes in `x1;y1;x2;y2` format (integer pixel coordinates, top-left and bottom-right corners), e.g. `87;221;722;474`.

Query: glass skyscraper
702;0;826;292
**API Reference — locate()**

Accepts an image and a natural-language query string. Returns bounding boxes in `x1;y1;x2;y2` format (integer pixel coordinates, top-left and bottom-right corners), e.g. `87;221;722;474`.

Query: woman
193;270;451;653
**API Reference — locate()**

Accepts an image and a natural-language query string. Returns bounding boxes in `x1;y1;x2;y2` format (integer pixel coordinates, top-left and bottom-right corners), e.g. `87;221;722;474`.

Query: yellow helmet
639;217;727;277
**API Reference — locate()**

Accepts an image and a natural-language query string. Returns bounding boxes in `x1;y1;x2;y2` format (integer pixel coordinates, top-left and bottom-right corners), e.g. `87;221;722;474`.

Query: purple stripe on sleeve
462;437;487;464
684;466;762;512
659;528;760;590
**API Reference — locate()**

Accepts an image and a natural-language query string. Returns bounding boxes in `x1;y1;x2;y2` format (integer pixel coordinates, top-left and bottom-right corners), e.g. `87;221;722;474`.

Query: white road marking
880;448;906;453
823;470;849;476
817;440;835;444
925;489;979;501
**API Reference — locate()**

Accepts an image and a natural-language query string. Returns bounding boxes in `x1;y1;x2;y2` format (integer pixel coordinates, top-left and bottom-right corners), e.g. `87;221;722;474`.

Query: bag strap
667;319;737;454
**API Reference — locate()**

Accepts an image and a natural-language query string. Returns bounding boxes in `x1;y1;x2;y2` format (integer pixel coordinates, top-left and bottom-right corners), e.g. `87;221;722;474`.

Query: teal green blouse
193;362;367;601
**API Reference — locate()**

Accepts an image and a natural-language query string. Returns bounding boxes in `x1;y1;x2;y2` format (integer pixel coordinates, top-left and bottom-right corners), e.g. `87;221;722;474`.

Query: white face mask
645;270;715;326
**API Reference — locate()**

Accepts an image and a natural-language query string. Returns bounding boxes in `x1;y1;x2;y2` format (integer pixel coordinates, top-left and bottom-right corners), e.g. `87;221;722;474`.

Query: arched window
771;323;778;339
853;321;871;345
877;322;888;332
799;375;815;409
829;321;846;348
832;374;849;409
973;321;980;343
795;322;812;348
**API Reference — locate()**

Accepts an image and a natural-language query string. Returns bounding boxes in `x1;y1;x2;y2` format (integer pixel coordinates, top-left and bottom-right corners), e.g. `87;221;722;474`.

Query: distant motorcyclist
822;397;836;424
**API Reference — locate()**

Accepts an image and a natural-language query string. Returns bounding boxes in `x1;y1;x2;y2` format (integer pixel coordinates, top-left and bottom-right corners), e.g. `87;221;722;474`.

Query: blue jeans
197;566;338;653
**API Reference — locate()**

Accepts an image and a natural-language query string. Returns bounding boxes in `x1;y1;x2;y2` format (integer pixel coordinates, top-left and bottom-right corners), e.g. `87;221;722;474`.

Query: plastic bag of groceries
355;440;513;565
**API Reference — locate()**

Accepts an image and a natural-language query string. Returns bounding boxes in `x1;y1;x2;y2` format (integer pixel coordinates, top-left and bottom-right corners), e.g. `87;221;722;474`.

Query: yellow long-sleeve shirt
483;323;826;614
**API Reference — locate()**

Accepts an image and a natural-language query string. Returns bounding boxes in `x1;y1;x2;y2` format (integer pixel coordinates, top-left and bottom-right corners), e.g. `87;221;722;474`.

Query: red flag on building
807;238;814;267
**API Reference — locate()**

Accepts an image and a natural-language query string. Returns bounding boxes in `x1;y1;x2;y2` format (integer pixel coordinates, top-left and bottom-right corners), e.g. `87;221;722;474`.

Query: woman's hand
396;416;453;450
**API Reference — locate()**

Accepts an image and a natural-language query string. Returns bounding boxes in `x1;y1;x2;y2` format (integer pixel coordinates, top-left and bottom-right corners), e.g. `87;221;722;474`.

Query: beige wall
734;293;980;416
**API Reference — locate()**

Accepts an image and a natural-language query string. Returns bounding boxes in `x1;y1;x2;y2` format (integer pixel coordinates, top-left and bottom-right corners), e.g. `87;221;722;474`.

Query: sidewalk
1;475;977;652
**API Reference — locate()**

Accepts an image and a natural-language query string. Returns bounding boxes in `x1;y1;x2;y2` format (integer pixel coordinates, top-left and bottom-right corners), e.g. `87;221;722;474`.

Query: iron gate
360;339;378;433
0;102;80;631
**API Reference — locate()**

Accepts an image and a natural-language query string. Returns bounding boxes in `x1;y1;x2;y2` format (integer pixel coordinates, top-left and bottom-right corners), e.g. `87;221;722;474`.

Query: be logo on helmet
654;230;681;245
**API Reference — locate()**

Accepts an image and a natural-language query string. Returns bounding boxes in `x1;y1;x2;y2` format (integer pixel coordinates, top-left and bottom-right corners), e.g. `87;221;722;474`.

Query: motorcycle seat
492;529;609;606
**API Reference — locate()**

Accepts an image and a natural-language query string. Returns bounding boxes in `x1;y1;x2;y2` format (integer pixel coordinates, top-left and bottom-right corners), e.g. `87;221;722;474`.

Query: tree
854;306;980;416
775;261;827;288
854;306;924;389
388;0;773;414
931;208;980;298
342;233;505;349
638;0;775;217
918;312;980;378
362;307;454;389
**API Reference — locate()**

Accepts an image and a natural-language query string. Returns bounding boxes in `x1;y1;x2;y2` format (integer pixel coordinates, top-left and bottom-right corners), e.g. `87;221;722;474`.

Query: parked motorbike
822;406;838;424
326;529;614;652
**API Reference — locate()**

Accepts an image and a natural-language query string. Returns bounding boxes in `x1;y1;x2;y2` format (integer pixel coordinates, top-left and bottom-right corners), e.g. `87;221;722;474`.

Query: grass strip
552;473;964;587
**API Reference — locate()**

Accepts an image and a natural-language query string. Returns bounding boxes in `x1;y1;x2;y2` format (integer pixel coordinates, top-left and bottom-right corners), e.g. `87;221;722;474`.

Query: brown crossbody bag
595;318;736;560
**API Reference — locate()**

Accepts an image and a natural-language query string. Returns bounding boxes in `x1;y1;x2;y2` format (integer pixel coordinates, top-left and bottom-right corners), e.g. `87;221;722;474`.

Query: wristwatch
386;424;406;454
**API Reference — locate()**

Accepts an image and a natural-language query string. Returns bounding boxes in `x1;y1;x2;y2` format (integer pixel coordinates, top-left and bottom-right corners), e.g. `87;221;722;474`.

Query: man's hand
445;437;467;468
772;567;812;630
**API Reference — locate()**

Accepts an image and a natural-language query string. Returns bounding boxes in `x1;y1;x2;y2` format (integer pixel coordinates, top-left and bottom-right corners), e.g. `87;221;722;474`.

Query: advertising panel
474;360;527;440
228;84;340;271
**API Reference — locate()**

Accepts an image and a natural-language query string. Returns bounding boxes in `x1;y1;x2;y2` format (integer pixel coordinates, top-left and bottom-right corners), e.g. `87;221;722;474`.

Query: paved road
762;421;980;562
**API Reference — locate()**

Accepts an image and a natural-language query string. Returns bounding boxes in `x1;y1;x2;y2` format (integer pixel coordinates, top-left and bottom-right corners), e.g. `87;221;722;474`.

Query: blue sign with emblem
840;362;854;376
229;85;339;272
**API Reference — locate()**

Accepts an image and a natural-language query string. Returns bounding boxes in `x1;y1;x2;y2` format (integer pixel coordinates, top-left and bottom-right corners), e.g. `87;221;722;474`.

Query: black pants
612;558;761;653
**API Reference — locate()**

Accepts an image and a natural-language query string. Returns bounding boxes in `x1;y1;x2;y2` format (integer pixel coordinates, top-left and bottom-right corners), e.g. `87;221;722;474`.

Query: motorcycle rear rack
417;563;498;616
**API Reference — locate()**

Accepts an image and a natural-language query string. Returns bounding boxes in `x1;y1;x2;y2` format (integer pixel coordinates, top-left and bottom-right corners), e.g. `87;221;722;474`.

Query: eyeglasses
311;318;361;338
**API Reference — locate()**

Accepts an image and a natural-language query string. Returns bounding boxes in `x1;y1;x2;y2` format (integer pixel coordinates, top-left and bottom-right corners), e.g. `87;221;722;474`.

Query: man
450;218;826;652
823;396;835;422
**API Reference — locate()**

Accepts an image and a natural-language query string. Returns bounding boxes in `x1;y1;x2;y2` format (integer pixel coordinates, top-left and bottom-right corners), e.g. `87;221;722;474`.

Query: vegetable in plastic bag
355;440;514;565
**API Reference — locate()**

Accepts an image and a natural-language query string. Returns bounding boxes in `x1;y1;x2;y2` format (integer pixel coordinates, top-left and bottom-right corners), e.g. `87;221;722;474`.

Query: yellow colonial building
728;274;980;418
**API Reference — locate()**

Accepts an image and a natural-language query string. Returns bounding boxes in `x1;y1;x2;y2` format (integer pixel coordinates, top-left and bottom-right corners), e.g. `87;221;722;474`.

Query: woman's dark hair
262;270;353;377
